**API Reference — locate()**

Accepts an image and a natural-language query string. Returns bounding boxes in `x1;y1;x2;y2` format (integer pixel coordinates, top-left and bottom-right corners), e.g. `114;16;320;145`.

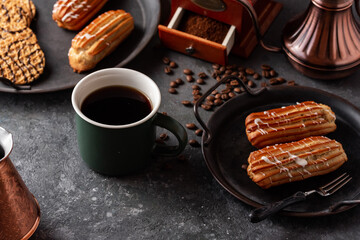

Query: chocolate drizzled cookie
0;0;45;85
0;28;45;85
0;0;36;31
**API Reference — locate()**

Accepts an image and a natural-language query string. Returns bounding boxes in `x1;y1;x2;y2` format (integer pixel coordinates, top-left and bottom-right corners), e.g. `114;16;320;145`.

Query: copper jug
0;127;40;240
236;0;360;79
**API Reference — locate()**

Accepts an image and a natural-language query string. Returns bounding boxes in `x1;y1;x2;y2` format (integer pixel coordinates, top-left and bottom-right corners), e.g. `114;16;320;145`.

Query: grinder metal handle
235;0;282;52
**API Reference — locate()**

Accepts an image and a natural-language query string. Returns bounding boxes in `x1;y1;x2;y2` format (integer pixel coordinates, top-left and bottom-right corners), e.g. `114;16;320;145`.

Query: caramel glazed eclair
52;0;108;31
245;101;337;149
68;10;134;73
247;136;348;189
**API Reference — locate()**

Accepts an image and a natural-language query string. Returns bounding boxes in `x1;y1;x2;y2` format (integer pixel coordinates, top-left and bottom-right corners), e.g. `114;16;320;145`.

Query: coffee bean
198;72;207;78
212;63;220;70
192;85;200;90
193;94;201;101
201;104;212;111
186;123;197;130
160;133;168;140
186;75;194;82
211;72;217;78
253;73;261;80
225;69;232;75
168;88;177;94
189;139;200;147
183;69;193;75
206;95;215;101
215;93;221;99
216;76;221;82
212;90;218;95
192;89;200;95
169;61;177;68
230;80;239;86
269;78;279;85
196;78;205;84
269;70;277;77
221;88;231;94
195;129;203;136
242;77;249;84
261;82;267;88
162;112;168;116
262;70;270;78
219;66;226;73
214;99;223;106
245;68;255;75
170;81;178;88
231;71;238;76
276;77;286;84
233;87;243;93
181;100;192;106
175;78;184;85
205;100;214;106
165;66;172;74
261;64;271;70
228;92;236;98
248;80;256;88
162;57;170;65
287;80;296;86
221;93;229;100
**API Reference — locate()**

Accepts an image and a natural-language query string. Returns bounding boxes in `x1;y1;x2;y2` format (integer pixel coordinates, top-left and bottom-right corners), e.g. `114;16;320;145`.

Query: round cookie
0;28;45;85
0;0;36;31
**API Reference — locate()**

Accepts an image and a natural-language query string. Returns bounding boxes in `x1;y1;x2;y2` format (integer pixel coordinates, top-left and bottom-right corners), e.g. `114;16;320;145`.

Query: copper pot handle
193;75;266;146
236;0;282;52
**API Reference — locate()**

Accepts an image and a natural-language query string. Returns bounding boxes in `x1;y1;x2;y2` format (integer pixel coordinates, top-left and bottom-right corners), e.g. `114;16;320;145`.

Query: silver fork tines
317;173;352;196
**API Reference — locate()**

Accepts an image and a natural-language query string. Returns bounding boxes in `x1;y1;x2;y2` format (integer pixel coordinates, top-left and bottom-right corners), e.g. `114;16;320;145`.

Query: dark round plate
202;85;360;217
0;0;160;93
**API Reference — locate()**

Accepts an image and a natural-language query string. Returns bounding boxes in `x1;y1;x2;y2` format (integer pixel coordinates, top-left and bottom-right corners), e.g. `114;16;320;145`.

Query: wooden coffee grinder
158;0;282;65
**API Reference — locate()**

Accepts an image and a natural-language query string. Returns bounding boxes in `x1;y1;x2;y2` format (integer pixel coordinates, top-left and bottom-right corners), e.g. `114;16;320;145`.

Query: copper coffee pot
0;127;40;240
236;0;360;79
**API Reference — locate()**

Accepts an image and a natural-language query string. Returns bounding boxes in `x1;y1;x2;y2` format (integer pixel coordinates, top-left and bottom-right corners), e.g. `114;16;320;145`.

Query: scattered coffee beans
168;88;177;94
170;81;178;88
195;129;203;136
160;133;168;140
181;100;192;106
186;123;197;130
175;78;184;85
162;57;170;65
165;66;172;74
183;69;193;75
189;139;200;147
186;75;194;82
170;61;177;68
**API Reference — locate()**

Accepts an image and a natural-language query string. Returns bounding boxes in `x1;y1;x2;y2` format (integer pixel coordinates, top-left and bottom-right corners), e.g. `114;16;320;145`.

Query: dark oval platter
0;0;160;93
202;85;360;217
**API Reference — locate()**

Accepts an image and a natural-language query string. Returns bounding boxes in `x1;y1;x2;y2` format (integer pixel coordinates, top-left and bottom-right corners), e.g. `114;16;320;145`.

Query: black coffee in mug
81;86;152;125
0;145;4;159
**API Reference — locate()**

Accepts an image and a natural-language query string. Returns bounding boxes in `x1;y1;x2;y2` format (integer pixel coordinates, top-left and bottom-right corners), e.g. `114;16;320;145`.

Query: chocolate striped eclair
245;101;337;149
247;136;348;189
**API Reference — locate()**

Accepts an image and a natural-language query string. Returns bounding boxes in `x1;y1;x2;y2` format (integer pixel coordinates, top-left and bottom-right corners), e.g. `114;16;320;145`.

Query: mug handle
152;113;188;157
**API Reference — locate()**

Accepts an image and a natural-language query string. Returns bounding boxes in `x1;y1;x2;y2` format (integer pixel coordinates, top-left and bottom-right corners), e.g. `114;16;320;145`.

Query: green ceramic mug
71;68;188;176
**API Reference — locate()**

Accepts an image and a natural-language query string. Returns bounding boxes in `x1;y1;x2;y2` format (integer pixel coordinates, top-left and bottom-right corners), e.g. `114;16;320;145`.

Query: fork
249;173;352;223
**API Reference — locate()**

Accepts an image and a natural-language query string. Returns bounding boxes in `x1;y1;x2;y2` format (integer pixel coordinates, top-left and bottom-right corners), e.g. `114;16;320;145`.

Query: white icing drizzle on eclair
53;0;92;23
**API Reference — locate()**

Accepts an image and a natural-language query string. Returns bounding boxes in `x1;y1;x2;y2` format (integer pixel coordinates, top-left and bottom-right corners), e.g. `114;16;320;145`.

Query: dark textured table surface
1;0;359;239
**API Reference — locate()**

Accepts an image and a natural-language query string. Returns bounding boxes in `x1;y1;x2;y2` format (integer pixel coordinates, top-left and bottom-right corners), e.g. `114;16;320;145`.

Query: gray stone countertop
0;0;359;239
